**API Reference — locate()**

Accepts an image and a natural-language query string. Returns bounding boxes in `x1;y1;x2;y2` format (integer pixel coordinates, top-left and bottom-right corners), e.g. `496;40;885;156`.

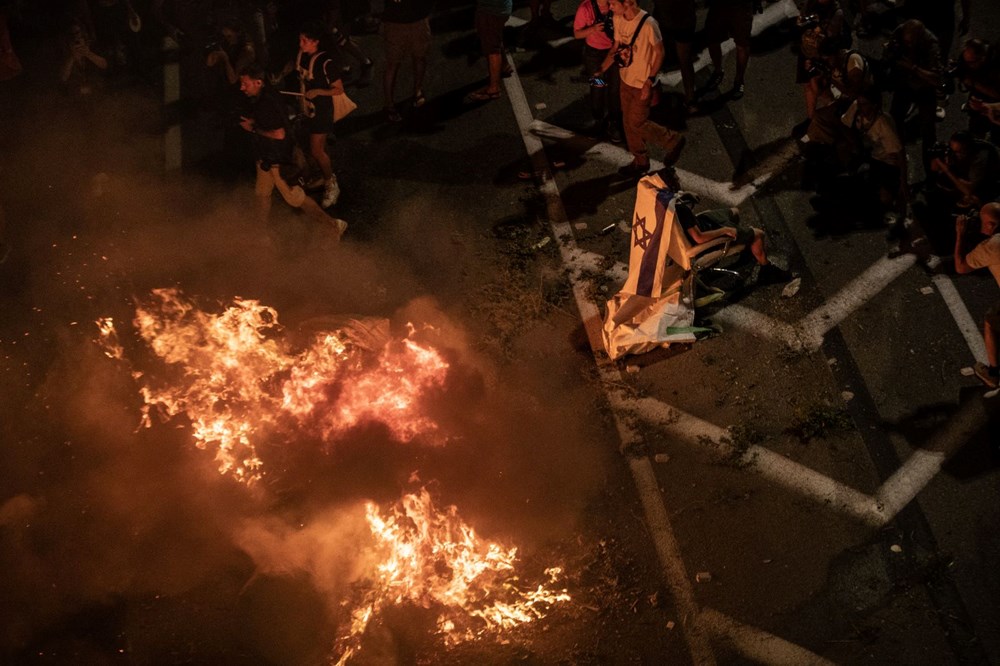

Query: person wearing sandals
469;0;511;101
594;0;685;178
382;0;434;122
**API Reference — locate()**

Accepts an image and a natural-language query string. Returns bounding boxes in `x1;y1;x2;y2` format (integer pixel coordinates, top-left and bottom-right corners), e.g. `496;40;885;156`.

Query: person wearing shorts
469;0;511;101
296;22;343;208
653;0;696;110
239;65;347;240
704;0;754;100
382;0;433;121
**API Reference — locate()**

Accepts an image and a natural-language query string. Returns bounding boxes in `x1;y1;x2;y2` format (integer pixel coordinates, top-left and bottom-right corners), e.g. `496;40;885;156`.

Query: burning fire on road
97;288;450;483
94;289;572;662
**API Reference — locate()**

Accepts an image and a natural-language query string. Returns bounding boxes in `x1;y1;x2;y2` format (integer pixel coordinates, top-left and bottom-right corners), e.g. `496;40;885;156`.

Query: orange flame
99;289;449;483
334;488;570;662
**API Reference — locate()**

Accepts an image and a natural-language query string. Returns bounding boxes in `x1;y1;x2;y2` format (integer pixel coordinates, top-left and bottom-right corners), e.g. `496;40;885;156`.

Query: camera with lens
602;12;614;38
927;142;951;160
796;14;820;31
805;56;831;79
204;39;223;54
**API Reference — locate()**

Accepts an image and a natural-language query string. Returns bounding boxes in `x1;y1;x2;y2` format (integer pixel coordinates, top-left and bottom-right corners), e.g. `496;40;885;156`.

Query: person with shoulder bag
295;22;345;208
593;0;685;178
573;0;622;142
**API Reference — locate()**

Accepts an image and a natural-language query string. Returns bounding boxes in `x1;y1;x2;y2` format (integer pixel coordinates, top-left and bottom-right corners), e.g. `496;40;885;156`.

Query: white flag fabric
603;174;696;360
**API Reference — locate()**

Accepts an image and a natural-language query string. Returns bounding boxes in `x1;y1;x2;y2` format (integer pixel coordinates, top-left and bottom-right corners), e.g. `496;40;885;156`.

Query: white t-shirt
967;234;1000;288
612;10;662;89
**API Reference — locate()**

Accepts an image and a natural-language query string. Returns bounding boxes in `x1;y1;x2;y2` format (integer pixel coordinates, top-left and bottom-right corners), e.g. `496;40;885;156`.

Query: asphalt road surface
1;0;998;664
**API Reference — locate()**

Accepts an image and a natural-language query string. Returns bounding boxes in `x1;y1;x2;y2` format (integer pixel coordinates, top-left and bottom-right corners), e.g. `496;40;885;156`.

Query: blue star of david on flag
633;214;653;249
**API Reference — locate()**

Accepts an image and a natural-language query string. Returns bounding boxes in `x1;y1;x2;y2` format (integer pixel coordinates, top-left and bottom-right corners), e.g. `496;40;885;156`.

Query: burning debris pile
97;288;449;483
333;487;569;664
95;289;572;662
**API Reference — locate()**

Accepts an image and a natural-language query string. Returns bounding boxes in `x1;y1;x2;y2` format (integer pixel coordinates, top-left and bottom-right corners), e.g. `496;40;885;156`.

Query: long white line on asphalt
797;254;917;351
657;0;801;89
699;608;838;666
931;274;989;364
528;120;759;207
629;397;884;525
503;58;718;666
876;388;993;521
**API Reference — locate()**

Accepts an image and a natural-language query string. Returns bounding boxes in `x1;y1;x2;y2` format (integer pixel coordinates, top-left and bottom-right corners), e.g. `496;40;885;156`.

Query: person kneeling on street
238;65;347;240
954;202;1000;388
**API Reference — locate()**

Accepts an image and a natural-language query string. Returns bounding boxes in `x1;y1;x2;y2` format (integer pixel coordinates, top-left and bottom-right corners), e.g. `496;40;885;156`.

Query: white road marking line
629;397;884;525
797;254;917;350
700;608;838;666
931;274;989;364
658;0;801;89
503;57;719;666
876;390;992;521
711;304;800;347
529;120;759;207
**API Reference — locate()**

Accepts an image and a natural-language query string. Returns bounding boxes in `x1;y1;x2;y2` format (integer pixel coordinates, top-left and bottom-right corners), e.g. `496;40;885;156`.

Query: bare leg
750;228;768;265
734;45;750;86
986;320;998;367
309;132;333;181
384;60;400;107
256;194;272;226
413;55;426;98
487;52;502;93
676;41;695;103
708;41;723;78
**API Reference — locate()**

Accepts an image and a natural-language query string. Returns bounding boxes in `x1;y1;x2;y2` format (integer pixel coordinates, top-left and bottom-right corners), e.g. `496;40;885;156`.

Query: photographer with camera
954;202;1000;388
883;19;943;174
930;129;1000;211
795;0;849;120
574;0;622;142
60;20;108;96
205;19;257;88
955;38;1000;141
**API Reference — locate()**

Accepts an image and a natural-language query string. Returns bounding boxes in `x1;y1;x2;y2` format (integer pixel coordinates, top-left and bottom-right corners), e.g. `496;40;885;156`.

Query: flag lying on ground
603;174;697;360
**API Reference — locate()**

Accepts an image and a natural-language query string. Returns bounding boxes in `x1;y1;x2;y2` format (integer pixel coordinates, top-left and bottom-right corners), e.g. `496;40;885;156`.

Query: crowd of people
2;0;999;384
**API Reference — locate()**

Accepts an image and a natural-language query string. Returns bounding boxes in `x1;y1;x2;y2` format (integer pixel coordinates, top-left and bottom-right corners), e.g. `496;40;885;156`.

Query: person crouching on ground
954;202;1000;388
661;167;793;283
594;0;685;179
238;65;347;240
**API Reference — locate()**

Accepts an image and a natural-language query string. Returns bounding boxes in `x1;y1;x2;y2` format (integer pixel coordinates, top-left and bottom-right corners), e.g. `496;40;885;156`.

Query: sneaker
617;161;650;179
973;362;999;389
731;82;745;100
322;179;340;207
331;218;348;241
935;105;946;120
705;68;724;90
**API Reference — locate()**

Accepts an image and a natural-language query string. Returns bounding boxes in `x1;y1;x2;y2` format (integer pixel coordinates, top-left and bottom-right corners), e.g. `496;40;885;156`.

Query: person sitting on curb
954;202;1000;388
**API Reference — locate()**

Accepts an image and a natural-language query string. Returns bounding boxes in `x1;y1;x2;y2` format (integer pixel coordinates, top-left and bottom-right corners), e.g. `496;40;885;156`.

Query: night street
1;0;999;663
